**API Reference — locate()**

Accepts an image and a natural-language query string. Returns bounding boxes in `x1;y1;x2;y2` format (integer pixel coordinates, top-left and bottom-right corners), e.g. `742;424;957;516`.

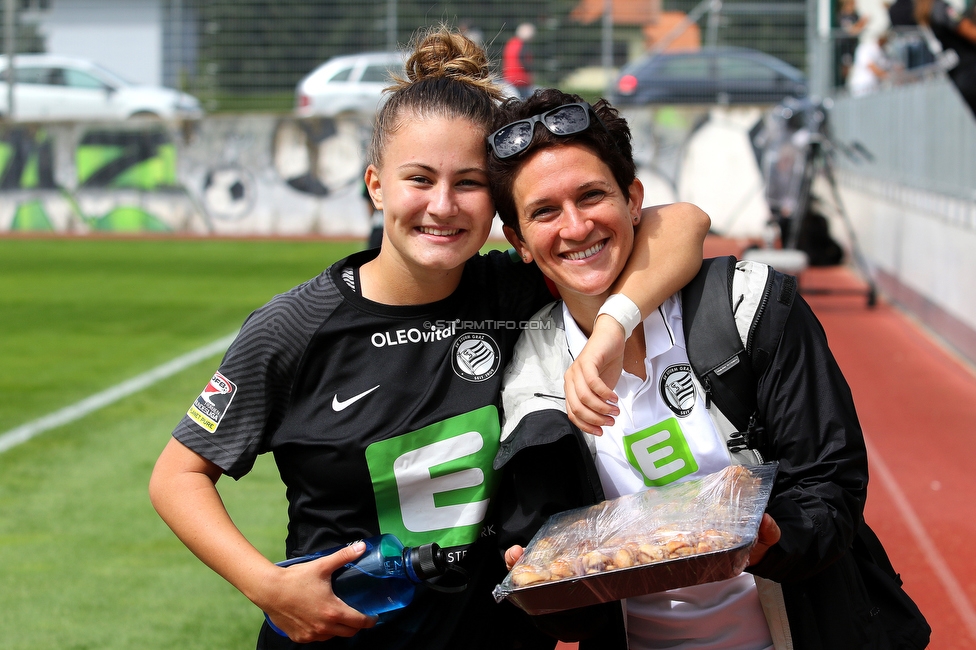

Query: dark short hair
488;89;636;238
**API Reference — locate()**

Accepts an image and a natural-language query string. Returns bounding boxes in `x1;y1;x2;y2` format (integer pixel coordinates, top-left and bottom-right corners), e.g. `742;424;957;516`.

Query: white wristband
595;294;642;339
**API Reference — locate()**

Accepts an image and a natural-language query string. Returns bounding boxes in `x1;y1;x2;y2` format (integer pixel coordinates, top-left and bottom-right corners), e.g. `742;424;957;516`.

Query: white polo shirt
562;296;773;650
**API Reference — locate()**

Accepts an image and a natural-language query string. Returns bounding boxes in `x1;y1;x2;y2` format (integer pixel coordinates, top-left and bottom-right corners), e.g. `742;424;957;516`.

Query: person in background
503;23;536;99
886;0;939;69
838;0;869;81
848;30;896;95
887;0;917;26
915;0;976;114
488;88;929;649
148;27;709;650
840;0;869;35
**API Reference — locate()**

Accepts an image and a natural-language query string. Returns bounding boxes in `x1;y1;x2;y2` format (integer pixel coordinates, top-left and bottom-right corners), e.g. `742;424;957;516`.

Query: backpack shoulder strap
682;256;797;441
683;256;757;433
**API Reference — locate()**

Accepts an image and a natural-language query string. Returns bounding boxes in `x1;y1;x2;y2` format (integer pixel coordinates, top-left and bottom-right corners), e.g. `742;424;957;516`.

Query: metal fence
831;74;976;204
3;0;974;241
2;0;823;115
186;0;816;111
5;1;971;115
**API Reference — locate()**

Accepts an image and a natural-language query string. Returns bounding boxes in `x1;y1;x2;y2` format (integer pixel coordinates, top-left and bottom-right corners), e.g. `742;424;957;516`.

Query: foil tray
494;463;778;615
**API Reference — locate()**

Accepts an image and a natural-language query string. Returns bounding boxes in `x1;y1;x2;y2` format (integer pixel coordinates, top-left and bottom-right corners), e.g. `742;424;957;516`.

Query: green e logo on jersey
623;417;698;487
365;405;500;548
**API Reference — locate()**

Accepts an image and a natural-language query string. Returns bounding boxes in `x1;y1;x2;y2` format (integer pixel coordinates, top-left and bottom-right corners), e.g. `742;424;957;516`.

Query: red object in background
502;34;533;88
617;74;638;95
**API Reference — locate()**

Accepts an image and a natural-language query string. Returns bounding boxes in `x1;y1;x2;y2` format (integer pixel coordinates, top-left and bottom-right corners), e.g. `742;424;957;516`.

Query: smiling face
505;144;643;307
366;114;494;285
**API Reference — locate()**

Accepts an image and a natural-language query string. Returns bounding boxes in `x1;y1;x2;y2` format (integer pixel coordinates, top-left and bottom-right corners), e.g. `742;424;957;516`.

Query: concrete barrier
0;113;374;237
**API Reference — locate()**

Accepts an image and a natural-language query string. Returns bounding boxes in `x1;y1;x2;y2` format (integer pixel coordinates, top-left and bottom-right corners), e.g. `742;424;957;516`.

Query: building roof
570;0;661;25
643;12;702;52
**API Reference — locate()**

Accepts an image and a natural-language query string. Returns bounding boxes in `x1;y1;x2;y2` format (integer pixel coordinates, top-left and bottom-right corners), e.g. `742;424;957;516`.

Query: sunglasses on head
487;102;614;160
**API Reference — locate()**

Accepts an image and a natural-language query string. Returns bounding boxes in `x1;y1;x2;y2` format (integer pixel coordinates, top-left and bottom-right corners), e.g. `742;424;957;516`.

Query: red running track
555;241;976;649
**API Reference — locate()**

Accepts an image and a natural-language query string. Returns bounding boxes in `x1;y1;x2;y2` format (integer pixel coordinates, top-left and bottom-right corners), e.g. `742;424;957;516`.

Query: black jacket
494;260;929;649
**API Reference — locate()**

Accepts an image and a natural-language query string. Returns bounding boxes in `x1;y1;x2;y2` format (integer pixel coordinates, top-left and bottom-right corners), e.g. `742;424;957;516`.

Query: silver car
295;51;406;119
0;54;202;122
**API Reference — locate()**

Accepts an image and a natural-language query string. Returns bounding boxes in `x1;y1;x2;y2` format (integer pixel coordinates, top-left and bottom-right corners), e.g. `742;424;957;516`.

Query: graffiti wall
0;115;374;236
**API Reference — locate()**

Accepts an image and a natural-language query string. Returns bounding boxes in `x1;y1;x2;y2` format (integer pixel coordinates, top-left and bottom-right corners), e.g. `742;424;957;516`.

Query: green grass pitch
0;237;363;649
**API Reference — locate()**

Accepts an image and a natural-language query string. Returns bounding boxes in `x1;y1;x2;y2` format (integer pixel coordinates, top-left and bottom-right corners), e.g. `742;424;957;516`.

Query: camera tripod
750;98;878;307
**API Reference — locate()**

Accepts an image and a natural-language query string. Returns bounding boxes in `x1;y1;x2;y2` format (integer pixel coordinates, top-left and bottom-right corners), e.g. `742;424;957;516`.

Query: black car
610;47;808;106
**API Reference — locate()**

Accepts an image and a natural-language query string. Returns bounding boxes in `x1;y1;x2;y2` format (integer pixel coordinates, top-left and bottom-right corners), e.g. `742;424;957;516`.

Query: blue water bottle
265;533;449;636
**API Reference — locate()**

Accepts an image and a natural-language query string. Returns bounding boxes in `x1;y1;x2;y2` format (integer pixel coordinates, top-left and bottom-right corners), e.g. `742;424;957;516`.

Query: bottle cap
407;542;448;581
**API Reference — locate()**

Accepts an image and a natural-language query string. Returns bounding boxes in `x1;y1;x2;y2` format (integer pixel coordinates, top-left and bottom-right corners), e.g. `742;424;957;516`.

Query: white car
0;54;202;122
295;50;522;119
295;51;406;119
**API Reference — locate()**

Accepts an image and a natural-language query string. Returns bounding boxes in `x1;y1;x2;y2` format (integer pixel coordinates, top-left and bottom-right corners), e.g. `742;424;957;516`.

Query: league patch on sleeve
187;371;237;433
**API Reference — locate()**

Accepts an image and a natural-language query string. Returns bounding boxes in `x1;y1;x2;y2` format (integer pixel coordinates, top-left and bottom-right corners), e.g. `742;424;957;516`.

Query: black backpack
680;256;930;649
682;255;796;456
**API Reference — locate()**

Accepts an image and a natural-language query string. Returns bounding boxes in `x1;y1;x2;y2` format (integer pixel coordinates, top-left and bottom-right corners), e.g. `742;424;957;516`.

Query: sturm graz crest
452;333;501;382
660;364;696;417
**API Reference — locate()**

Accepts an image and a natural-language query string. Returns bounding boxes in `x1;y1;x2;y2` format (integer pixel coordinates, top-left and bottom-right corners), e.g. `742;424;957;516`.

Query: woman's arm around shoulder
565;202;710;434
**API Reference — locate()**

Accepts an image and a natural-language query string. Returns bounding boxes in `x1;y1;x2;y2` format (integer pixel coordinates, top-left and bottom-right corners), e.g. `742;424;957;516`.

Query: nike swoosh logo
332;385;380;411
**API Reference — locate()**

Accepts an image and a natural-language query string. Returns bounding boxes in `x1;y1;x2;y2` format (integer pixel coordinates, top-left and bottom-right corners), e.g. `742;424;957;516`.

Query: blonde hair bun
366;25;504;167
392;26;504;102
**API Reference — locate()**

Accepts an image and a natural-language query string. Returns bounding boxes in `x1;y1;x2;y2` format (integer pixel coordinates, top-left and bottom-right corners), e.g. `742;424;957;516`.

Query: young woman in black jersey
149;27;709;650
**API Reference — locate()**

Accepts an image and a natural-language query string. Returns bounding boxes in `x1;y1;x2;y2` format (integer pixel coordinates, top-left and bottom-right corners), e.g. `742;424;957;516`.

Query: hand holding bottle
264;534;450;641
262;541;378;643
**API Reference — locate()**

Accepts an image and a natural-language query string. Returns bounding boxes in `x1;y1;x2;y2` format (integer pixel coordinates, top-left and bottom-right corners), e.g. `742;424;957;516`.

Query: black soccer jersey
173;248;554;650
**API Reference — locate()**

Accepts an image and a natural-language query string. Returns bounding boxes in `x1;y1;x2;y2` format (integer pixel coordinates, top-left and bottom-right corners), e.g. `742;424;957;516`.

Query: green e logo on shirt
623;417;698;487
365;405;500;548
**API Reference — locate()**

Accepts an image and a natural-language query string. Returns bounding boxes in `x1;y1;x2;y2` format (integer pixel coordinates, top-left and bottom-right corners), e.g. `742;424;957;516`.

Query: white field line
865;435;976;643
0;333;237;455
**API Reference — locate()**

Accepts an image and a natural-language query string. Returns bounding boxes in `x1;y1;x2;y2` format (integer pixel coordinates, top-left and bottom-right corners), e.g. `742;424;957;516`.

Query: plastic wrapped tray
494;463;778;615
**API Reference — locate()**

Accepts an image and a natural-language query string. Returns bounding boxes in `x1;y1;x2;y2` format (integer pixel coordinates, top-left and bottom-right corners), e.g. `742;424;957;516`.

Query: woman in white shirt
848;31;893;96
487;89;927;649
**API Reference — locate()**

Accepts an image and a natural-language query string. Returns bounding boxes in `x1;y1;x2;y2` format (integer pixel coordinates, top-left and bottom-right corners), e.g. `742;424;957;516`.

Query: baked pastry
511;564;551;587
506;465;767;589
